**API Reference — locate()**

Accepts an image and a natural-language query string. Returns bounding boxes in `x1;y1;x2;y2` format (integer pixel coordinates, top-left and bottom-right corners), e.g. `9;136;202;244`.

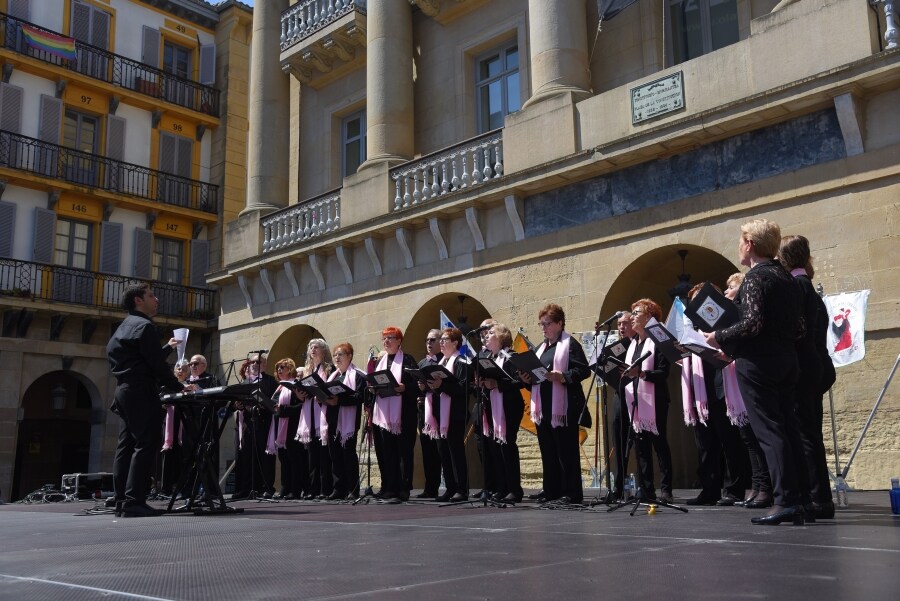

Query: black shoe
686;495;718;506
302;493;315;500
658;492;673;504
415;491;437;499
745;492;773;509
104;497;120;508
435;492;452;502
717;493;741;506
471;490;488;499
812;500;835;519
283;493;296;500
120;503;164;518
802;503;817;523
450;492;468;502
325;490;344;501
734;491;758;507
262;491;274;499
527;490;545;500
751;505;804;525
382;494;402;504
503;493;522;504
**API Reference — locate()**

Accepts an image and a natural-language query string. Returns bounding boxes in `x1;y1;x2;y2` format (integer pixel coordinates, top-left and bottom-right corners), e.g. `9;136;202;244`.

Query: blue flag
439;310;473;357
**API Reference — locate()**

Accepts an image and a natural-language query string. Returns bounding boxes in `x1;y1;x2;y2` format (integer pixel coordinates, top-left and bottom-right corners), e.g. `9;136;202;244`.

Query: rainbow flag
22;25;77;62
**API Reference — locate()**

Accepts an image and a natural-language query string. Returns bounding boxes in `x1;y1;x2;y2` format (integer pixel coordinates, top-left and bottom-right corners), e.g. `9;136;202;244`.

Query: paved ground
1;489;898;601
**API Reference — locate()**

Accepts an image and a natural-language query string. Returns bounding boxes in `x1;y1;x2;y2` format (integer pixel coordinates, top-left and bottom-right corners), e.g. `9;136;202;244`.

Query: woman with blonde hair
295;339;333;499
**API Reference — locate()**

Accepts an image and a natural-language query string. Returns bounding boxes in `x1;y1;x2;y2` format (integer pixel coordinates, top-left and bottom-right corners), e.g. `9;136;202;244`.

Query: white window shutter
38;94;62;143
0;82;24;134
142;26;161;69
133;228;153;279
32;207;56;264
8;0;30;21
199;44;216;85
99;221;123;274
189;239;209;288
0;201;16;258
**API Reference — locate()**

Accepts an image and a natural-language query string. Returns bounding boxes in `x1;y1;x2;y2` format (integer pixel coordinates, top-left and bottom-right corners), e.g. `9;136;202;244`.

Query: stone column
359;0;414;170
242;0;290;215
522;0;591;109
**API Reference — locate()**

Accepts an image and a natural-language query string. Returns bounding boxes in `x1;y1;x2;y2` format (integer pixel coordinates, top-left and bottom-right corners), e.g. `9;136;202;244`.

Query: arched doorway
12;371;100;500
269;324;326;372
597;244;739;489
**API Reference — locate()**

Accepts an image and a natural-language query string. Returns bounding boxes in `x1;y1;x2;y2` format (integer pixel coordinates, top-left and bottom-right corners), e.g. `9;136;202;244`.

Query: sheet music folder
595;339;630;388
475;357;516;383
404;363;458;385
643;317;731;369
365;369;400;395
298;373;355;401
504;349;549;383
684;282;740;331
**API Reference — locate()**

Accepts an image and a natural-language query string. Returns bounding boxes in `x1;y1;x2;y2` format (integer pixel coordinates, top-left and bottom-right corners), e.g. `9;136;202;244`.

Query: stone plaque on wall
631;72;685;125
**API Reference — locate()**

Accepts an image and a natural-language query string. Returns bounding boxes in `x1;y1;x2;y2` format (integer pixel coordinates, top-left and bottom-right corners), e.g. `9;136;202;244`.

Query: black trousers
112;383;163;505
419;430;441;494
328;434;360;496
277;438;308;497
485;429;523;499
373;426;404;495
737;354;803;507
471;398;495;493
739;424;772;494
634;399;673;497
795;380;832;503
692;400;749;499
609;391;632;497
536;419;582;501
400;411;417;495
435;419;468;496
234;411;276;496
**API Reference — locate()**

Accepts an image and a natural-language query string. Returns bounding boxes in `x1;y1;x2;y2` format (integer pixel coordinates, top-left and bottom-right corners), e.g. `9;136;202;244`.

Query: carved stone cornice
410;0;440;17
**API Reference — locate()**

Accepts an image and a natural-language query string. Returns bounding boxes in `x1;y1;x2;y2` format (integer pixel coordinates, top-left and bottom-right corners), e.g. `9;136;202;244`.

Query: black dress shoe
717;493;741;506
802;503;817;523
435;492;452;502
686;495;718;506
120;503;164;518
325;490;344;501
104;497;120;508
750;505;804;525
262;491;274;499
302;493;315;500
415;491;437;499
382;494;402;504
527;490;545;500
734;491;758;507
283;493;296;500
745;492;774;509
450;492;468;502
503;493;522;504
813;500;836;519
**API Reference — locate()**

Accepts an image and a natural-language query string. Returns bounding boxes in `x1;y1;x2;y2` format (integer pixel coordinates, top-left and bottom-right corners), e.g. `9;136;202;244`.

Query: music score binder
684;281;740;331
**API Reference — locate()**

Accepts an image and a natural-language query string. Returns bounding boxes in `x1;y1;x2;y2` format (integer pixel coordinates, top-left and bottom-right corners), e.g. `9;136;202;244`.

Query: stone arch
268;324;327;373
595;244;740;490
12;370;104;500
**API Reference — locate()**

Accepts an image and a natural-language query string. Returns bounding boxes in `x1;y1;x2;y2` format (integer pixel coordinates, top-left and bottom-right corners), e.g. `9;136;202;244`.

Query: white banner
173;328;190;365
822;290;870;368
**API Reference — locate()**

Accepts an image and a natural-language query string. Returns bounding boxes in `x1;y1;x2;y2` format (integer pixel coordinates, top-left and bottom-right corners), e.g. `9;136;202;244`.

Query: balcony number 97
80;95;91;105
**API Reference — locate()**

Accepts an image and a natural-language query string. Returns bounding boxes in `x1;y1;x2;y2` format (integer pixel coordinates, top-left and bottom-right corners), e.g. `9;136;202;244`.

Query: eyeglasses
189;361;203;367
426;337;437;343
275;365;289;371
333;352;348;358
538;320;555;327
439;337;452;342
631;310;647;316
383;336;398;341
248;360;260;365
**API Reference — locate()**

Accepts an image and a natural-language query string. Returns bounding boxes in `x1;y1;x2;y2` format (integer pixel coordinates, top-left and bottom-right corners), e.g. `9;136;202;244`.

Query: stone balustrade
390;131;503;211
281;0;367;50
262;191;341;253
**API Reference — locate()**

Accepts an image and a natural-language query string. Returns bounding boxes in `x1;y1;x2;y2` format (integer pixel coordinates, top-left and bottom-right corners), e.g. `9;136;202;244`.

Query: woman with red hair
371;326;419;503
622;298;674;503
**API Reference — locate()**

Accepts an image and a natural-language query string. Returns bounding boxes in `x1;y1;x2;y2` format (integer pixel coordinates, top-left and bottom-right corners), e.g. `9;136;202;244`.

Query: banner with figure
823;290;870;367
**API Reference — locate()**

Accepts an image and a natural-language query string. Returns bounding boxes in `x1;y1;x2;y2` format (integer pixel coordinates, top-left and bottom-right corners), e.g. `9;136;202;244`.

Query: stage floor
1;489;897;601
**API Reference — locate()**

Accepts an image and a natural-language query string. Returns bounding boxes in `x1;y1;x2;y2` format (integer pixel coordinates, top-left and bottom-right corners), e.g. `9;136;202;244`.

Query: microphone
597;311;625;328
248;349;269;355
625;350;652;372
471;324;492;335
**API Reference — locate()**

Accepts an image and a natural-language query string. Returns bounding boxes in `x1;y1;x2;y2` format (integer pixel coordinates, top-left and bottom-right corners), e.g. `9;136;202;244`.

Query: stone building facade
215;0;898;492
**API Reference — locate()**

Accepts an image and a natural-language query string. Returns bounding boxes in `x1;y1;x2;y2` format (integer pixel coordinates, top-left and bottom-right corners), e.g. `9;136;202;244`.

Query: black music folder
684;281;740;331
504;349;549;383
475;357;516;383
298;372;355;401
404;364;458;385
595;339;630;388
365;369;400;395
643;318;731;369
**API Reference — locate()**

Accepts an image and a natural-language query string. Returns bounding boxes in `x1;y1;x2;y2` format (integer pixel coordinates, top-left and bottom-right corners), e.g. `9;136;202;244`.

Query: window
71;0;110;78
53;218;94;304
163;41;194;108
158;131;193;206
152;236;183;284
63;109;99;185
342;111;365;177
668;0;740;65
475;42;520;134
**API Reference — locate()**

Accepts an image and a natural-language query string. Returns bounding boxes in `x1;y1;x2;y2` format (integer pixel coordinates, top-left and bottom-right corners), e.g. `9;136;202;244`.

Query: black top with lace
715;259;804;358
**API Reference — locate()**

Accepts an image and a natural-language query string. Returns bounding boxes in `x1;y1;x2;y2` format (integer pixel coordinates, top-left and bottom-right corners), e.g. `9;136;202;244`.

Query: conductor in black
108;283;185;517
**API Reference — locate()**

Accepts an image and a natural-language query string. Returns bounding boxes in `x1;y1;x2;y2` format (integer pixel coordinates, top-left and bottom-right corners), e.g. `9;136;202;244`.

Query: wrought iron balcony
0;258;216;320
0;13;219;117
0;130;218;214
262;190;341;254
390;130;503;211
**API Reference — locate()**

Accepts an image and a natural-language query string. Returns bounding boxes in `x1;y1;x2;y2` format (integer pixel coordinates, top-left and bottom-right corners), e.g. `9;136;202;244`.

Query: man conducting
107;283;185;517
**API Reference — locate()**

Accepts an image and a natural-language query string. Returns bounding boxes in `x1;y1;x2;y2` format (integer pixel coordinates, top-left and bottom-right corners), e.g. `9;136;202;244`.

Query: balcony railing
390;131;503;211
0;13;219;117
262;190;341;253
0;130;218;214
0;258;215;320
281;0;367;51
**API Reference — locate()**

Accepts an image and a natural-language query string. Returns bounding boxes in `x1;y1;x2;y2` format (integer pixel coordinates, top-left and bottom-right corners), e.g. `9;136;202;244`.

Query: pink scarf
482;353;509;443
324;365;360;446
236;409;245;450
423;352;459;439
266;386;293;454
722;362;750;427
162;406;177;450
679;355;709;426
373;351;405;434
530;332;571;428
625;337;658;434
790;267;809;277
295;364;327;444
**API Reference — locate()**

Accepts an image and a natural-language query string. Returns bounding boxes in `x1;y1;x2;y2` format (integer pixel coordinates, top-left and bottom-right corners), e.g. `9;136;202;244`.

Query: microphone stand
608;350;687;515
353;351;379;505
583;322;616;506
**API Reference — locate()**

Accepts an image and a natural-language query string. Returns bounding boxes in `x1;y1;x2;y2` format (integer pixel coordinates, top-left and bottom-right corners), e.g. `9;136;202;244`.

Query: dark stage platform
1;490;897;601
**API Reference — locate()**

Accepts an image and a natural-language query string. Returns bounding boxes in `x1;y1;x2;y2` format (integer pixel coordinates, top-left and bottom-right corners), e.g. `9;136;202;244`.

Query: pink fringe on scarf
625;338;658;435
722;362;750;427
530;332;571;428
373;352;404;435
266;386;293;454
424;352;459;439
482;354;509;443
326;365;360;446
679;356;709;427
